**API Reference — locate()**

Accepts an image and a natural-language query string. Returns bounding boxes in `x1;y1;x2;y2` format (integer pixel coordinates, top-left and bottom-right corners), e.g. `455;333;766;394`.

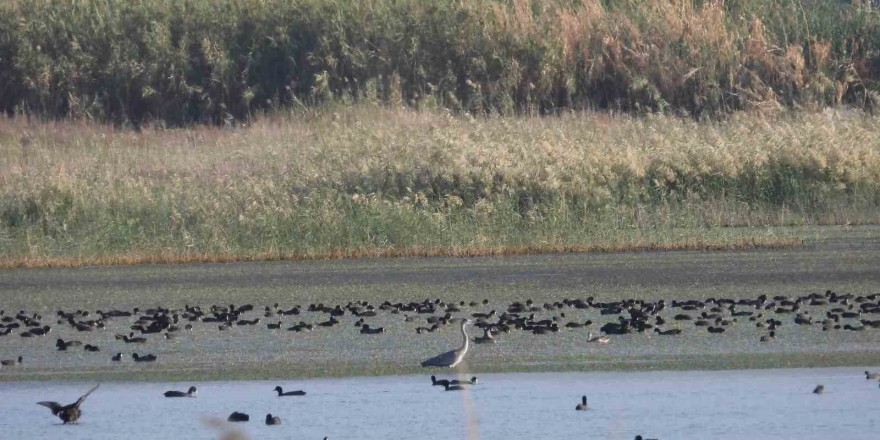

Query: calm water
1;367;878;440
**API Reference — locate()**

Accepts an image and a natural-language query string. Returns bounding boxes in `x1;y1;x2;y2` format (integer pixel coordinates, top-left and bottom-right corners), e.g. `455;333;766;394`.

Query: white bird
587;332;611;344
421;319;472;368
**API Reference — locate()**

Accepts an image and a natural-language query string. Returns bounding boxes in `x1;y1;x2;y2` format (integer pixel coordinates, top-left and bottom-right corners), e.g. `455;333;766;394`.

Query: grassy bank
1;0;880;125
4;352;880;382
1;105;878;267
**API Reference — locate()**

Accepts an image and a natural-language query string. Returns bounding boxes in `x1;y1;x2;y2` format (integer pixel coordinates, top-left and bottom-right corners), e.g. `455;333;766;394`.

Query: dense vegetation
1;1;878;266
1;0;880;125
1;105;877;266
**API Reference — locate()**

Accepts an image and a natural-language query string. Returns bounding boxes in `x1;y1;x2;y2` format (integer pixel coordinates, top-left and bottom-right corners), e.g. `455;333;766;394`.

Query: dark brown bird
265;413;282;425
37;384;99;424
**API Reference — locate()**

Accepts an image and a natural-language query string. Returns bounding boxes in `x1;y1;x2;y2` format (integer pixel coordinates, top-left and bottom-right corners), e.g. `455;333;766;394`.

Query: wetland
1;226;878;381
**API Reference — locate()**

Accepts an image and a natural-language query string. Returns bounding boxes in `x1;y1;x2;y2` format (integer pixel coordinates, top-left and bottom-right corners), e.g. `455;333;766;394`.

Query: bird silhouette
37;384;100;424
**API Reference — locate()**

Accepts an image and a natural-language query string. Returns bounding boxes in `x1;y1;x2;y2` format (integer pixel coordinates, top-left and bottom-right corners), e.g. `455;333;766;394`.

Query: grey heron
421;319;472;368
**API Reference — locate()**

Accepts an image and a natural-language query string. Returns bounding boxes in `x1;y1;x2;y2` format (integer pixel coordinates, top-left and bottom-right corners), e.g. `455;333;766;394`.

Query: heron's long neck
460;322;469;352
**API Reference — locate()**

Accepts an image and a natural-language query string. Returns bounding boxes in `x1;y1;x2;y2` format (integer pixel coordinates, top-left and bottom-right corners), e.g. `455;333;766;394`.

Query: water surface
2;367;878;440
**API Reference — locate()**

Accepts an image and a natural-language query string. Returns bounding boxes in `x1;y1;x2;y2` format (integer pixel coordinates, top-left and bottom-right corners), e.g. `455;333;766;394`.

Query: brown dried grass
0;236;801;269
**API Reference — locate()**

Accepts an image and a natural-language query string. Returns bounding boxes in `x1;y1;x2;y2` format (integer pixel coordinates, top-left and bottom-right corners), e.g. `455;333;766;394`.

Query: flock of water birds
2;288;880;437
34;381;313;424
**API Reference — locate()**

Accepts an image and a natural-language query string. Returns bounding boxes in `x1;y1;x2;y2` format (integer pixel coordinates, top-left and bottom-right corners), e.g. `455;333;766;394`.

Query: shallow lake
1;367;878;440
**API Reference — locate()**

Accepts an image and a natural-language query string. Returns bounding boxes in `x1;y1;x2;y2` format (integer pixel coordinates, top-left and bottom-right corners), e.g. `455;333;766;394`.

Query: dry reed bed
0;105;877;266
1;0;879;124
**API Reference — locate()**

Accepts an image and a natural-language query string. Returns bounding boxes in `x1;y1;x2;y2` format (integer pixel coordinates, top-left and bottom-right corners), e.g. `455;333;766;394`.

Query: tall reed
1;0;879;125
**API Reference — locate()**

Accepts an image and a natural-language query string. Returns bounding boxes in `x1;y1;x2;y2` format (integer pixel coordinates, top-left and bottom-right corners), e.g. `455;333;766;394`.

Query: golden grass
0;236;802;269
0;104;876;267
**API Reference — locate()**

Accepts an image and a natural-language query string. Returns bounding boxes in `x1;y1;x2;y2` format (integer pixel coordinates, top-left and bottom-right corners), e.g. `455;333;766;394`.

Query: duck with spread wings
37;384;100;424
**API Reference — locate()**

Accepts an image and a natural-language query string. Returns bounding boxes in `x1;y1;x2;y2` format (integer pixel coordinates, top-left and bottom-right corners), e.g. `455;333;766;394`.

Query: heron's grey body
421;319;471;368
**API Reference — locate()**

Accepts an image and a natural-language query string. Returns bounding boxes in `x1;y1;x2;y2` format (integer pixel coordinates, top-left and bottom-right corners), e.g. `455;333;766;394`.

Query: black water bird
360;324;385;334
123;333;147;343
654;328;681;335
450;376;478;385
813;384;825;394
164;386;197;397
576;395;588;410
228;411;249;422
1;356;22;366
26;325;51;336
265;414;282;425
132;353;157;362
56;338;83;350
274;386;306;396
37;384;99;424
